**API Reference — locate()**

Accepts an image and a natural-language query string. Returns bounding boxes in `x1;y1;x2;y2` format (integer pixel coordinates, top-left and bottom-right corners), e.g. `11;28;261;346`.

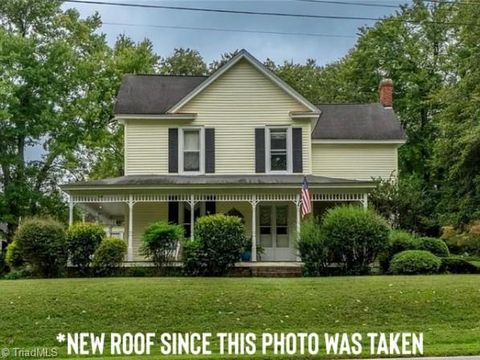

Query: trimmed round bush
92;237;127;275
141;222;184;269
417;237;449;257
66;223;106;273
183;214;247;276
14;218;67;277
379;230;418;272
298;217;329;276
5;241;24;269
440;257;479;274
389;250;441;275
322;205;390;274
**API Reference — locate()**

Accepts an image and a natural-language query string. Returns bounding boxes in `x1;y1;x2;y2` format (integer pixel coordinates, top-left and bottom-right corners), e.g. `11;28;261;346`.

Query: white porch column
127;194;135;262
295;194;302;262
68;196;74;226
363;193;368;211
295;194;301;235
251;195;258;262
190;194;195;240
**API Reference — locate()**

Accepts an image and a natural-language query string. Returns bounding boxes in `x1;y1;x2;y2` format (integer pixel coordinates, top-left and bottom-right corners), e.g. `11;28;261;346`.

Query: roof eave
311;139;406;144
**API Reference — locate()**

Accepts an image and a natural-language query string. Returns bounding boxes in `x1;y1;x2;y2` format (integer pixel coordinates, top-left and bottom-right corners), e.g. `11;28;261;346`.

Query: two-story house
61;50;405;264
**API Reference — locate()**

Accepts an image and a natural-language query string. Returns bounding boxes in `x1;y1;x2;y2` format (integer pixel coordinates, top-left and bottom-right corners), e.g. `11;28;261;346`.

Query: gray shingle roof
62;175;372;189
313;104;405;140
114;75;207;115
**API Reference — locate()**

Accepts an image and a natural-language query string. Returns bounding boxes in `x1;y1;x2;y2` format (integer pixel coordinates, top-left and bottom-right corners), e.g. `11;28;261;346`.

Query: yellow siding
125;59;311;175
311;144;398;180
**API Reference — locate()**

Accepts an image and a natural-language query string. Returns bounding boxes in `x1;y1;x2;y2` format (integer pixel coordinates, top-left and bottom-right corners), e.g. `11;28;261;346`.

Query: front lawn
1;275;480;358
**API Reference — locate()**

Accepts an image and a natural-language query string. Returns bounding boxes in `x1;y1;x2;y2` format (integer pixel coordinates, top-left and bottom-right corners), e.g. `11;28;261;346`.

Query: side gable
168;49;318;114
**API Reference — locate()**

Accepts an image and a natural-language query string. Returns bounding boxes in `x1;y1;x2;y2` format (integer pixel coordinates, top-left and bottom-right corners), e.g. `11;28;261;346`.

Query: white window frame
179;127;205;175
265;126;293;174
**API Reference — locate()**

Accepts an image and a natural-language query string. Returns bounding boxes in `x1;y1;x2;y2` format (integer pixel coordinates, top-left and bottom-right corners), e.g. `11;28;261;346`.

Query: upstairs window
267;127;292;173
180;128;204;174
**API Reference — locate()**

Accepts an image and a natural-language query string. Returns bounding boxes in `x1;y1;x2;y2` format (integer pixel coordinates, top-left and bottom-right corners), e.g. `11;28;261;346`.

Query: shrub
141;222;184;270
183;214;247;276
321;205;390;274
298;217;330;276
444;233;480;256
379;230;418;272
389;250;441;275
92;237;127;276
5;241;24;269
440;257;479;274
66;223;106;273
14;218;67;277
417;237;450;257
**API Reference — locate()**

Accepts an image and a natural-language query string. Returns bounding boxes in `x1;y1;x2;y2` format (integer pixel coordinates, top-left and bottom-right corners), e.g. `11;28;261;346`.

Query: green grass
1;276;480;359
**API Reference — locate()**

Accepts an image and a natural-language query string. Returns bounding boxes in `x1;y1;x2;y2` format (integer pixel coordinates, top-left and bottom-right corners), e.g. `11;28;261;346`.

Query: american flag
301;176;312;217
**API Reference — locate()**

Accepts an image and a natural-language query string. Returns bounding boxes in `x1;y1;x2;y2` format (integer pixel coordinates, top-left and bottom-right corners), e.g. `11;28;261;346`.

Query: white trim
178;127;205;175
115;113;197;121
265;126;293;174
124;121;128;175
167;50;318;113
289;111;321;120
312;139;406;145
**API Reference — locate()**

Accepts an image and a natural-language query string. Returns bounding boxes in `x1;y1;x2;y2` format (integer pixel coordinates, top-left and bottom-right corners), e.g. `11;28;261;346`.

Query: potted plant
241;237;265;261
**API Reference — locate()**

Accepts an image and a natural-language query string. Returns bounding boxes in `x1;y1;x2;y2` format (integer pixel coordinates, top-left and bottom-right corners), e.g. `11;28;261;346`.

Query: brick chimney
379;79;393;108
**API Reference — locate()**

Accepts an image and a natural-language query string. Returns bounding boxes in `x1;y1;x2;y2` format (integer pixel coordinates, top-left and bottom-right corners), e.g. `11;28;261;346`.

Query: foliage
321;205;390;274
13;217;67;277
389;250;441;275
183;214;247;276
441;222;480;256
370;176;440;235
92;237;127;276
297;217;329;276
141;222;184;269
417;237;450;257
379;229;419;272
0;251;6;275
5;240;24;269
66;223;105;273
160;48;207;76
440;257;479;274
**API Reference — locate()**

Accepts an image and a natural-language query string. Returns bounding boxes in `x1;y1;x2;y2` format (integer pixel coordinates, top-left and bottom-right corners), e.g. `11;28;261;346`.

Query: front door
259;204;295;261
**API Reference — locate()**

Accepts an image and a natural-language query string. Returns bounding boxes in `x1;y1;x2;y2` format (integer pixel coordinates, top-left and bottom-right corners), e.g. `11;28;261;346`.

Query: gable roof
167;49;318;113
114;75;207;115
313;103;406;141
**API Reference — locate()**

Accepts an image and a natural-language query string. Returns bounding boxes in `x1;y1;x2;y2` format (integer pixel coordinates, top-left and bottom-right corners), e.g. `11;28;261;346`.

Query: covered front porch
62;175;373;263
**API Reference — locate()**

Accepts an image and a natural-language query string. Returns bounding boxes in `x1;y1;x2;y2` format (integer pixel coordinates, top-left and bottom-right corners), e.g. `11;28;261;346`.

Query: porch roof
61;174;374;191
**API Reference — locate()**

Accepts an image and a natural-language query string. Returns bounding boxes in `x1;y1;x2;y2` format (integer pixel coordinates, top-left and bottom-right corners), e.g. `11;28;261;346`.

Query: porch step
231;266;303;277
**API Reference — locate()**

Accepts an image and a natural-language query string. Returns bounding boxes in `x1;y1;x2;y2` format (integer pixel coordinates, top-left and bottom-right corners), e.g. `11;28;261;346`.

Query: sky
62;0;411;66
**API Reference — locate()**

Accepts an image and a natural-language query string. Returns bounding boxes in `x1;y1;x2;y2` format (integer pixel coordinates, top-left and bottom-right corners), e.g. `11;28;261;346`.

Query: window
180;128;204;174
267;127;292;173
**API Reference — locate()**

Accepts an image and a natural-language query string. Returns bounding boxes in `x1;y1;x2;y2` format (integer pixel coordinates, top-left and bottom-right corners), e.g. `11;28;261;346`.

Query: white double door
258;203;296;261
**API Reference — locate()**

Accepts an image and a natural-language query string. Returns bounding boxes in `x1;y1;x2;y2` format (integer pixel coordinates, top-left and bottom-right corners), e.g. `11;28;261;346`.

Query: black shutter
205;201;216;215
205;128;215;173
168;128;178;173
292;127;303;173
255;128;266;173
168;201;179;224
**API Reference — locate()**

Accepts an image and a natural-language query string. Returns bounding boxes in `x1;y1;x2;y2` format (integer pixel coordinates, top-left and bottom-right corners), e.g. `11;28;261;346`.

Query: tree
159;48;207;76
431;1;480;226
208;50;240;72
0;0;110;241
88;35;159;179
